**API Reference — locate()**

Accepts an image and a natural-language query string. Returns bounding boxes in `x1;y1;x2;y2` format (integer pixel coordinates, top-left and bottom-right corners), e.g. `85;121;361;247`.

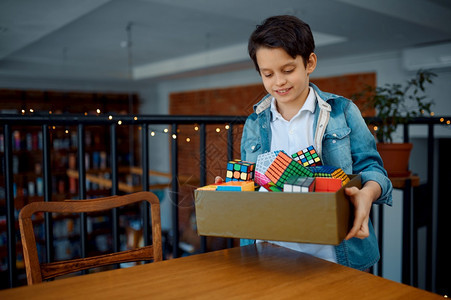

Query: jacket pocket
242;139;261;162
324;127;351;141
322;127;352;170
248;142;261;153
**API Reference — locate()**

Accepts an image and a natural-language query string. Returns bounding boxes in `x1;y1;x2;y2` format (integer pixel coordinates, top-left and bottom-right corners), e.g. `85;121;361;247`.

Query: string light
15;101;451;144
144;125;203;143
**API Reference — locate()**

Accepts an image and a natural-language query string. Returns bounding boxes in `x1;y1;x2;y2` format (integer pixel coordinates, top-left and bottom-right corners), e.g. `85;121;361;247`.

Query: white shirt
270;87;316;155
260;87;337;263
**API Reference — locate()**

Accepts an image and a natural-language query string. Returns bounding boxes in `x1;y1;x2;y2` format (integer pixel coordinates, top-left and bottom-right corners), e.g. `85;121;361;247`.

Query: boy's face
256;47;316;111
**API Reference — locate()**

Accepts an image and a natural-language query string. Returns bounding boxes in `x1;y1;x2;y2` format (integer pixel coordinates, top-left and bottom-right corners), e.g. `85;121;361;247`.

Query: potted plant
354;69;436;177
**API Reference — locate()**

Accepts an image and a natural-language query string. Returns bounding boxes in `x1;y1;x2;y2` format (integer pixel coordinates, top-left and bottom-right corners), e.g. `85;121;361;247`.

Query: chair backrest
19;191;162;285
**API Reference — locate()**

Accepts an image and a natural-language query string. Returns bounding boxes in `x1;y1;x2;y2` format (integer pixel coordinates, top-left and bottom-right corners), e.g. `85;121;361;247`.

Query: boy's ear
307;53;317;74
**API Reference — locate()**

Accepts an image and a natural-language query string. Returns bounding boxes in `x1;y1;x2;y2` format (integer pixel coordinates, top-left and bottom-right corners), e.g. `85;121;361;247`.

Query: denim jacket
240;83;393;270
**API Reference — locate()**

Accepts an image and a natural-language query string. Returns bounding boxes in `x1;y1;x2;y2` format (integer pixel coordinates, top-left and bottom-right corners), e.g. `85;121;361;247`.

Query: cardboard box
194;174;361;245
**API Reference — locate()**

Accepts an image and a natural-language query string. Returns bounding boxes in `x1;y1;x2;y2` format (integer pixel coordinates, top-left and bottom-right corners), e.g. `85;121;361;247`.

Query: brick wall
169;84;266;251
311;72;376;117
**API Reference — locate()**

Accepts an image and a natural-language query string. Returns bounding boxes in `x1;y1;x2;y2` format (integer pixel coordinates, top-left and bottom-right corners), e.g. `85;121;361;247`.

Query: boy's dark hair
248;15;315;72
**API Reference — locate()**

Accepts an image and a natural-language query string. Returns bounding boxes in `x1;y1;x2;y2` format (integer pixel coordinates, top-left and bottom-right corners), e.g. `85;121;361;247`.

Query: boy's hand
344;181;381;240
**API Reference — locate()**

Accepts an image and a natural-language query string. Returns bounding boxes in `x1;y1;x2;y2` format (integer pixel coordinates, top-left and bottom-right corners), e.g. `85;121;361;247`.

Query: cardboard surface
194;175;361;245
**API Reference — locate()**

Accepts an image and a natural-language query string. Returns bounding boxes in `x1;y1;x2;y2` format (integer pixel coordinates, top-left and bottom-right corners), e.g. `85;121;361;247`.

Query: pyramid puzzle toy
255;150;282;186
283;176;315;192
308;165;350;186
291;145;322;167
225;160;255;182
265;151;314;189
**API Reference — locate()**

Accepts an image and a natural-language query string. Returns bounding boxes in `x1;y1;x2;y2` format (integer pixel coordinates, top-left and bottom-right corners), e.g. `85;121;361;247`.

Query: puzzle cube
216;181;255;191
308;165;335;177
291;145;322;167
309;165;350;186
225;160;255;182
265;151;314;189
259;182;282;192
197;184;219;191
255;150;282;186
314;177;342;192
283;176;315;192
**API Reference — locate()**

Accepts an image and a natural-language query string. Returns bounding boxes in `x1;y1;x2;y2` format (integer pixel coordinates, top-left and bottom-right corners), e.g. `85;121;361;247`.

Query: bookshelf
0;88;141;286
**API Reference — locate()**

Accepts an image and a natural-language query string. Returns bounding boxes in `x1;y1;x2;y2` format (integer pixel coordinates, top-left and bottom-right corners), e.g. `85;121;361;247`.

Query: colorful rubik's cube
196;184;219;191
314;177;343;192
291;145;322;167
283;176;315;193
309;165;350;186
197;181;255;191
255;150;282;186
216;181;255;191
225;160;255;182
260;182;282;192
265;152;314;189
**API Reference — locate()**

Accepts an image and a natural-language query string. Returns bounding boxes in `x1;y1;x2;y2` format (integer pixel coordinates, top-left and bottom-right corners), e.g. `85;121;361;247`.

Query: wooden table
0;243;441;299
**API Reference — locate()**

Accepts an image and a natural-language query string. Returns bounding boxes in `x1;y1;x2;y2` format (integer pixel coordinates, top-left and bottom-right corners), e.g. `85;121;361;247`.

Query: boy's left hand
344;181;381;240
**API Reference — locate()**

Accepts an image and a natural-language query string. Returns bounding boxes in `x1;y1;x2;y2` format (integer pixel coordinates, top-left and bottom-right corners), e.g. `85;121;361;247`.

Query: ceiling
1;0;451;87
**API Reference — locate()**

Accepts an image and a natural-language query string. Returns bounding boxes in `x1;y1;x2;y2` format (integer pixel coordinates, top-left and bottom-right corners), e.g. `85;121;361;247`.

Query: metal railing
0;113;449;290
373;116;449;293
0;113;247;288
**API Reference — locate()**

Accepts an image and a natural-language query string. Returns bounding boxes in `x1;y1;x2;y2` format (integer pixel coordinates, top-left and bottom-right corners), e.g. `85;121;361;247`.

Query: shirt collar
270;87;316;122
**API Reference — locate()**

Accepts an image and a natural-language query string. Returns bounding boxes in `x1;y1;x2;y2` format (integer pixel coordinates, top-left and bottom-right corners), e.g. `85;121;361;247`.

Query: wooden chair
19;191;162;285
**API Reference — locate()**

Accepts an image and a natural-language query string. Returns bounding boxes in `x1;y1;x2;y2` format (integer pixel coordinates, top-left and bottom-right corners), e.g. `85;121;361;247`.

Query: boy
239;15;393;271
